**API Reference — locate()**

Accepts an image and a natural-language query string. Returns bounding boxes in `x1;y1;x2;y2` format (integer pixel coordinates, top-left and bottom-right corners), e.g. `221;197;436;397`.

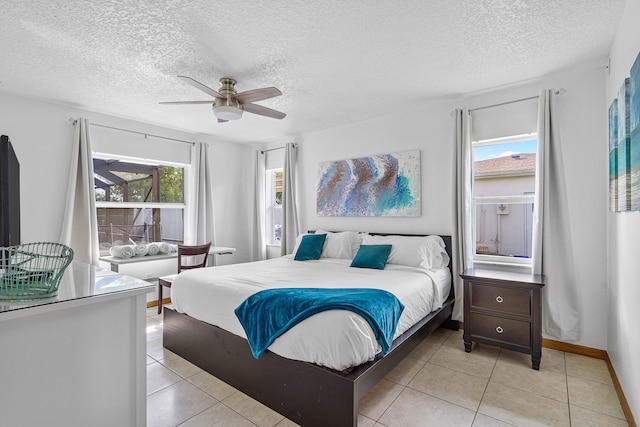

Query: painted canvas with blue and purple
316;150;421;217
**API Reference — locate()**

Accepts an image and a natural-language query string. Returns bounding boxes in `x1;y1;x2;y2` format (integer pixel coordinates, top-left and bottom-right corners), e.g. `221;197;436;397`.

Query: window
93;156;186;254
472;133;537;265
265;169;283;244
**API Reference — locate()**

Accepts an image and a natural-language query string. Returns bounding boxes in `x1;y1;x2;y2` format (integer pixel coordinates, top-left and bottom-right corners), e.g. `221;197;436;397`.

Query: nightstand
461;268;546;370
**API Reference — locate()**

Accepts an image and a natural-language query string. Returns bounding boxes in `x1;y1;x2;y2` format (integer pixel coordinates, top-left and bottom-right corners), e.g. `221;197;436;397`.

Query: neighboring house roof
474;153;536;178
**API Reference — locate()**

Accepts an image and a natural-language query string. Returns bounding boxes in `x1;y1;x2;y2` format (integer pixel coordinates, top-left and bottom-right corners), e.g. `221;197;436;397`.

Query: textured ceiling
0;0;626;143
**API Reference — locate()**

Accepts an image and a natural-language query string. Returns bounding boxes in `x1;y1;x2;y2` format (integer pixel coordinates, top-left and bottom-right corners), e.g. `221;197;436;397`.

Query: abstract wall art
630;51;640;211
609;49;640;212
316;150;421;217
617;78;631;211
609;96;619;211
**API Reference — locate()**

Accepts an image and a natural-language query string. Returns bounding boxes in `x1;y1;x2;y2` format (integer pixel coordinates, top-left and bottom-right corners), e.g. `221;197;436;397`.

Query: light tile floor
146;307;629;426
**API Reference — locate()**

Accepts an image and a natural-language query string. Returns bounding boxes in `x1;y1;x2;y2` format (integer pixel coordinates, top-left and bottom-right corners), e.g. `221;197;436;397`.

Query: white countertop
0;260;153;320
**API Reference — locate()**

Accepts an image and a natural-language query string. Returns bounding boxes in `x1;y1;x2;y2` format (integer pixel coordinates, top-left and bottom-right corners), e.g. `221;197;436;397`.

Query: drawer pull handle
496;296;504;303
496;326;504;334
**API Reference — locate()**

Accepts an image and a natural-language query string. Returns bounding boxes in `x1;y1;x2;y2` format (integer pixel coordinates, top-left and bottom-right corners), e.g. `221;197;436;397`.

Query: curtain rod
69;118;195;146
261;143;297;154
469;95;539;113
468;88;566;113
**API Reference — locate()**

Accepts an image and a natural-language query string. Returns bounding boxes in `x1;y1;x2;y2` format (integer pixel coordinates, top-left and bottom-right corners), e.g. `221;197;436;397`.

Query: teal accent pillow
294;234;327;261
350;244;392;270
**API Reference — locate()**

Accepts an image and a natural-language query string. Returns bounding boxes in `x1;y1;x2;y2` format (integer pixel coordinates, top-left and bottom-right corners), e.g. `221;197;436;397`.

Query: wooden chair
177;242;212;272
157;242;212;314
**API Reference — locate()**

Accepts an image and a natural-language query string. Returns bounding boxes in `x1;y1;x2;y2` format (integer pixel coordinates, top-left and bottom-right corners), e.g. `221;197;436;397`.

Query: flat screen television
0;135;21;247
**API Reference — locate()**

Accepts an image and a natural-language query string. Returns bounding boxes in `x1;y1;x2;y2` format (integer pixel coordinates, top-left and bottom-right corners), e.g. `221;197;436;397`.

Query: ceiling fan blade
217;118;228;123
243;103;286;119
235;87;282;104
177;75;222;98
159;101;214;105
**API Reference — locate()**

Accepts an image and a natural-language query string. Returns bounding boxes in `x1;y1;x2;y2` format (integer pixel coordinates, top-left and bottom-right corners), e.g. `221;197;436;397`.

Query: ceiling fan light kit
161;76;286;122
213;105;243;121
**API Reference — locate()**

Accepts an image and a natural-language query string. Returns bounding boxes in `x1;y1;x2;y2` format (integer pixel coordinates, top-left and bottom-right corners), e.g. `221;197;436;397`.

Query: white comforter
171;256;451;371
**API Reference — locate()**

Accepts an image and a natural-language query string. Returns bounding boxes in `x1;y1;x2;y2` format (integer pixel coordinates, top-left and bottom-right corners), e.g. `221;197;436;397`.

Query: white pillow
315;230;360;259
361;234;450;269
351;232;365;257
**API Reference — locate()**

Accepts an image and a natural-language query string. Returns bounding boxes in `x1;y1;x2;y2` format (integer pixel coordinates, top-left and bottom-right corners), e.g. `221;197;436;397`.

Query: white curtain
252;150;267;261
452;109;473;321
185;142;216;246
280;143;299;255
532;90;580;340
59;118;100;266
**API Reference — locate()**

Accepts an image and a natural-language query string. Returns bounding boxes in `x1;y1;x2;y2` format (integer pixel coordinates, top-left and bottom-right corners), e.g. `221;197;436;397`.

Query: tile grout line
473;346;501;422
402;335;501;425
175;400;218;427
370;334;447;424
565;355;629;422
564;352;573;426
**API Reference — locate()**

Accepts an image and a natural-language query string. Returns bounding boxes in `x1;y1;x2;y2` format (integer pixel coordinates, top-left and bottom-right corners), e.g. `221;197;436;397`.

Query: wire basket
0;242;74;300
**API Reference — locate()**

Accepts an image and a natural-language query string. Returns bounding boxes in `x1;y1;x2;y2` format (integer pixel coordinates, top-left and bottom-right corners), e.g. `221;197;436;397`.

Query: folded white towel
133;244;148;257
109;245;134;259
158;242;171;254
120;245;135;259
169;244;178;253
147;242;160;256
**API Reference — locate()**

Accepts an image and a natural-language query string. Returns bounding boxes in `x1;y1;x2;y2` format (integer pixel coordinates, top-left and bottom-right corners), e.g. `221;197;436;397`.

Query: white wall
297;97;456;236
0;92;255;283
293;65;608;350
606;0;640;421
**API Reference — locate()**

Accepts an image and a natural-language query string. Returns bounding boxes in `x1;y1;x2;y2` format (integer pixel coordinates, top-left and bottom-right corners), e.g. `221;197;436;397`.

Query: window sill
473;259;532;274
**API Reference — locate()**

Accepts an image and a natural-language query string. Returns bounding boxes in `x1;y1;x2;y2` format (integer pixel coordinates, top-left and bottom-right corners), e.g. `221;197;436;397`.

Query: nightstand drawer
470;283;531;316
469;313;531;348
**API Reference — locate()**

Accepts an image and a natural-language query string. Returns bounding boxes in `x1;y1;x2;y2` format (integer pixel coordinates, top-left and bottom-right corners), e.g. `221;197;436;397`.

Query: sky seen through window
473;139;537;161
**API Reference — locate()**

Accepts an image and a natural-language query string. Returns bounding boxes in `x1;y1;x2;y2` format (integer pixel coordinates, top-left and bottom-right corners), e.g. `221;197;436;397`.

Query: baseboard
541;338;607;359
457;323;635;426
604;354;638;427
146;298;171;309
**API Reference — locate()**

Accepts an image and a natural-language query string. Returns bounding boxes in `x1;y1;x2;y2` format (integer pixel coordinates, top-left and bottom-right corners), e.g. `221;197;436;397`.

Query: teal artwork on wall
630;51;640;211
609;50;640;212
617;78;631;211
609;97;619;211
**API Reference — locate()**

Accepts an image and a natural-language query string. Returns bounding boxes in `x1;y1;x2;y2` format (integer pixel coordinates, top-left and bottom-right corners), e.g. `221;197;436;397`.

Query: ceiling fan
160;76;286;122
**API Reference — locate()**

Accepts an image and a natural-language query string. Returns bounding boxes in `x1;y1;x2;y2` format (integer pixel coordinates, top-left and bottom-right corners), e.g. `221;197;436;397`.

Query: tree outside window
93;157;185;254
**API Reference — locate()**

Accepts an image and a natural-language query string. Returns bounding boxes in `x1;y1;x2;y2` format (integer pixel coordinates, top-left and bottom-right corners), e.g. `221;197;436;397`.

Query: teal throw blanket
234;288;405;359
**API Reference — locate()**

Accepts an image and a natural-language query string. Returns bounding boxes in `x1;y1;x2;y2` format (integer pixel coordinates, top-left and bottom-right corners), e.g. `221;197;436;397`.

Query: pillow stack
361;234;450;269
291;232;449;271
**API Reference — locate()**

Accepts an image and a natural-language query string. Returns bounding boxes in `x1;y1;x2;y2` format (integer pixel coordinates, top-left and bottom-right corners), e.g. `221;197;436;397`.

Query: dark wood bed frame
163;234;456;427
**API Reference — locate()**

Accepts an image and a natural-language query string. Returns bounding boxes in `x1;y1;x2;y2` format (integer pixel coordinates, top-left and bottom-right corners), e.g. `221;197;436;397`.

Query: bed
163;232;457;426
